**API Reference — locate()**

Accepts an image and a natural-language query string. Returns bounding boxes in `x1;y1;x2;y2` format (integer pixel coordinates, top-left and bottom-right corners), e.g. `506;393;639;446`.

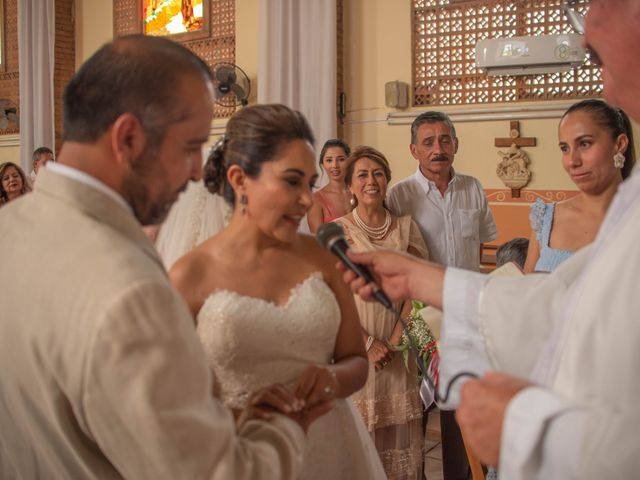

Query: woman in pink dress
307;139;352;232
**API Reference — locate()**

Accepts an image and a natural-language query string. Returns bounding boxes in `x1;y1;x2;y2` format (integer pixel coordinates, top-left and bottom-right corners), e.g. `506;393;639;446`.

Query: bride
170;104;386;479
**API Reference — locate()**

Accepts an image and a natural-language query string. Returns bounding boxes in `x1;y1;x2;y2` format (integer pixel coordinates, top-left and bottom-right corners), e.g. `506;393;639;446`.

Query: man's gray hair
495;237;529;269
410;111;457;144
32;146;53;164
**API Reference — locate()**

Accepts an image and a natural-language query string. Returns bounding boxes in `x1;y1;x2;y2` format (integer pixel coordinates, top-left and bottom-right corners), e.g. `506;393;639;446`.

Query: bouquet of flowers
396;300;440;387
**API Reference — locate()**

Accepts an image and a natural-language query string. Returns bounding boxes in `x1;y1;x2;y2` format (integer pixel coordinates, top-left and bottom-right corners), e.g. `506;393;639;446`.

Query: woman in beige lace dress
335;146;428;479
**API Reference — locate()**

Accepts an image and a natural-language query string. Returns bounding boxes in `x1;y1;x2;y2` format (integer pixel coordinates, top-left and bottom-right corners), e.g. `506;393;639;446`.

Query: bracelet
365;335;374;352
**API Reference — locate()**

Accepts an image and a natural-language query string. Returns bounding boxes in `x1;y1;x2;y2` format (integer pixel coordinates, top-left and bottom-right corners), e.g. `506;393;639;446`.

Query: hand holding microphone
317;222;441;309
317;222;473;406
316;222;395;308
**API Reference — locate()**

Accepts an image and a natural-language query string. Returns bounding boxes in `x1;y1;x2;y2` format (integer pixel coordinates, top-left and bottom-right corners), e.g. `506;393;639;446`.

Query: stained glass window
143;0;207;37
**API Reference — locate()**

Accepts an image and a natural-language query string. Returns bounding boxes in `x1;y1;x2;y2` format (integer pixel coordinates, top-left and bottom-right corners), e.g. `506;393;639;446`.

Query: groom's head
61;35;215;225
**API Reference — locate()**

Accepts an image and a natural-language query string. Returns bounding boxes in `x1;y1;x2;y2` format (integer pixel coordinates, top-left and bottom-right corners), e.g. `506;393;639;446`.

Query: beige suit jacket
0;170;305;479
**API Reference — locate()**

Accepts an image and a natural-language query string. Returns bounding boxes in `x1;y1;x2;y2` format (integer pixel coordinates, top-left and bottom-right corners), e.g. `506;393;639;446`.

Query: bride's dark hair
204;104;315;205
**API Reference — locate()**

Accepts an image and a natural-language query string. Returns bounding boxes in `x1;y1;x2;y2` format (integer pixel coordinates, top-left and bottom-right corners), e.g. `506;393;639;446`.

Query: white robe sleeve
500;387;585;479
437;251;588;407
438;267;491;409
439;248;592;478
478;247;590;378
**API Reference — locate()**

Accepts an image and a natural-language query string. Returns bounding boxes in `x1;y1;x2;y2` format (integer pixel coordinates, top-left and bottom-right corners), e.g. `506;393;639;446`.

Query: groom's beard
121;147;186;226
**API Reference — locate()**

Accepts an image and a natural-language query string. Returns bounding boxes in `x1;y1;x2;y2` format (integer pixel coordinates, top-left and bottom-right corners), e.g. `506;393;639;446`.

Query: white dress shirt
388;167;496;271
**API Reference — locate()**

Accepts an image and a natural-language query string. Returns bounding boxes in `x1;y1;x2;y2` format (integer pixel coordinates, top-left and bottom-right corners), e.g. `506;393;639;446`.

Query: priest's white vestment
439;170;640;479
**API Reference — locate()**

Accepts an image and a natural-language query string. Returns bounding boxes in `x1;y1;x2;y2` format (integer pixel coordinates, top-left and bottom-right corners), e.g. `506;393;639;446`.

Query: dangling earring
350;195;357;207
614;152;625;169
239;194;248;215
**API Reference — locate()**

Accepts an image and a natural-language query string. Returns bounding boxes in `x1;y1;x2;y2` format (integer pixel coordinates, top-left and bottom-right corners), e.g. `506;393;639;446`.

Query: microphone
317;222;478;406
316;222;393;309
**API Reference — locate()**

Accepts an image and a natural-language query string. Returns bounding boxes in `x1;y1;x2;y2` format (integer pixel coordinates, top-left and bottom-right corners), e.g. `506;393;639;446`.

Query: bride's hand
295;365;339;408
236;383;303;426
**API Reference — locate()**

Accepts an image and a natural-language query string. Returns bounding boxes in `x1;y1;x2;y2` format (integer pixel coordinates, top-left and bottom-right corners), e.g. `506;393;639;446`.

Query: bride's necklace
352;207;391;240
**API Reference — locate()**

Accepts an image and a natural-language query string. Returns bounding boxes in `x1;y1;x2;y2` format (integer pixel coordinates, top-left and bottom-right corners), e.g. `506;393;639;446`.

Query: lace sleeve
408;218;429;260
529;198;547;244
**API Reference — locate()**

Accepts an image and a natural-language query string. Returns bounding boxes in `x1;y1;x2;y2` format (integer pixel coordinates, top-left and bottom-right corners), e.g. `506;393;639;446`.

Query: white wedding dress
196;272;387;479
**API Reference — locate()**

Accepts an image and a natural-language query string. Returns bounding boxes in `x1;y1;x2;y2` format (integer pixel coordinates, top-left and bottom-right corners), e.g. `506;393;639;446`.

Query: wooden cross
494;121;536;198
494;121;536;148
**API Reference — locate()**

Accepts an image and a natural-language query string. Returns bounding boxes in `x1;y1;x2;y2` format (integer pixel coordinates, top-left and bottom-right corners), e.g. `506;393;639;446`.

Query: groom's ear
110;113;146;167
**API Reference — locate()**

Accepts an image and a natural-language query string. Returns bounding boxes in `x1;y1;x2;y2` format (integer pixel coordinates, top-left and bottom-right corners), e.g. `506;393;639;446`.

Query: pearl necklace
352;208;392;240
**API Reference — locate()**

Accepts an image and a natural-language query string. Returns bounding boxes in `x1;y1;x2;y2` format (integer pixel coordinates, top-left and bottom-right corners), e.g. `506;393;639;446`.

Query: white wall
75;0;114;66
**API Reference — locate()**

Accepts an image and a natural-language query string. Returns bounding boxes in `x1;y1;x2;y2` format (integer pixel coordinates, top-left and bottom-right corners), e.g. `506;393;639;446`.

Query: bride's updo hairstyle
204;104;315;205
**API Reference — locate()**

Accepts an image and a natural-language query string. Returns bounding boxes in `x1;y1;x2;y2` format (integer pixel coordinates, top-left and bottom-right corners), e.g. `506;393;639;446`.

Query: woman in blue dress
523;99;636;273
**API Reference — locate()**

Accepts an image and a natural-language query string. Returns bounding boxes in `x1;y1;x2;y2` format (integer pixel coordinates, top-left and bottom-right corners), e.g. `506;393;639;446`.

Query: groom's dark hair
62;34;212;147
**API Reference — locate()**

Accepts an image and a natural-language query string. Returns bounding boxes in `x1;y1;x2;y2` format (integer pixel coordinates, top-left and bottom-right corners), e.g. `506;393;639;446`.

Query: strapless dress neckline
203;271;323;310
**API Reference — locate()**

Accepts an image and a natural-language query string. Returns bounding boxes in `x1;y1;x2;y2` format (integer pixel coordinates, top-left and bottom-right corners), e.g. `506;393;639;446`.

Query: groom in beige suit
0;35;327;479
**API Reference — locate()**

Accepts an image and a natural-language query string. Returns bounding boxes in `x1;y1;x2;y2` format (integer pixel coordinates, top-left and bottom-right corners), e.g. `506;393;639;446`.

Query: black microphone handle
372;288;393;310
329;242;393;310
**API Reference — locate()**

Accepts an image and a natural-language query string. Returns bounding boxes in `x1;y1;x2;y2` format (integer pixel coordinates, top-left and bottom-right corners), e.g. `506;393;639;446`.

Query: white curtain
258;0;337;153
18;0;56;173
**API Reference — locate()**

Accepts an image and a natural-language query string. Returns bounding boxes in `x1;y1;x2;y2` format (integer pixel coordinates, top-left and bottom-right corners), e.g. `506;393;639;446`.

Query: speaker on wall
385;81;409;109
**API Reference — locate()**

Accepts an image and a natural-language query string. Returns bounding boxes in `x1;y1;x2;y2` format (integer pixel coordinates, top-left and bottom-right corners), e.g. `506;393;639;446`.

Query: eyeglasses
563;0;601;66
563;0;585;35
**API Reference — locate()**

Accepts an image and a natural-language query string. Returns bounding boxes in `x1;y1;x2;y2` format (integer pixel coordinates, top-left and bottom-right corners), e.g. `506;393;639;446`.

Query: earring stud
614;152;625;169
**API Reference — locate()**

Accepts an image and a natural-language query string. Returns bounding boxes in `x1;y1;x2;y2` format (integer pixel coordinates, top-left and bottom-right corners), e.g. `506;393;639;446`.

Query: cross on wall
494;121;536;148
494;121;537;198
